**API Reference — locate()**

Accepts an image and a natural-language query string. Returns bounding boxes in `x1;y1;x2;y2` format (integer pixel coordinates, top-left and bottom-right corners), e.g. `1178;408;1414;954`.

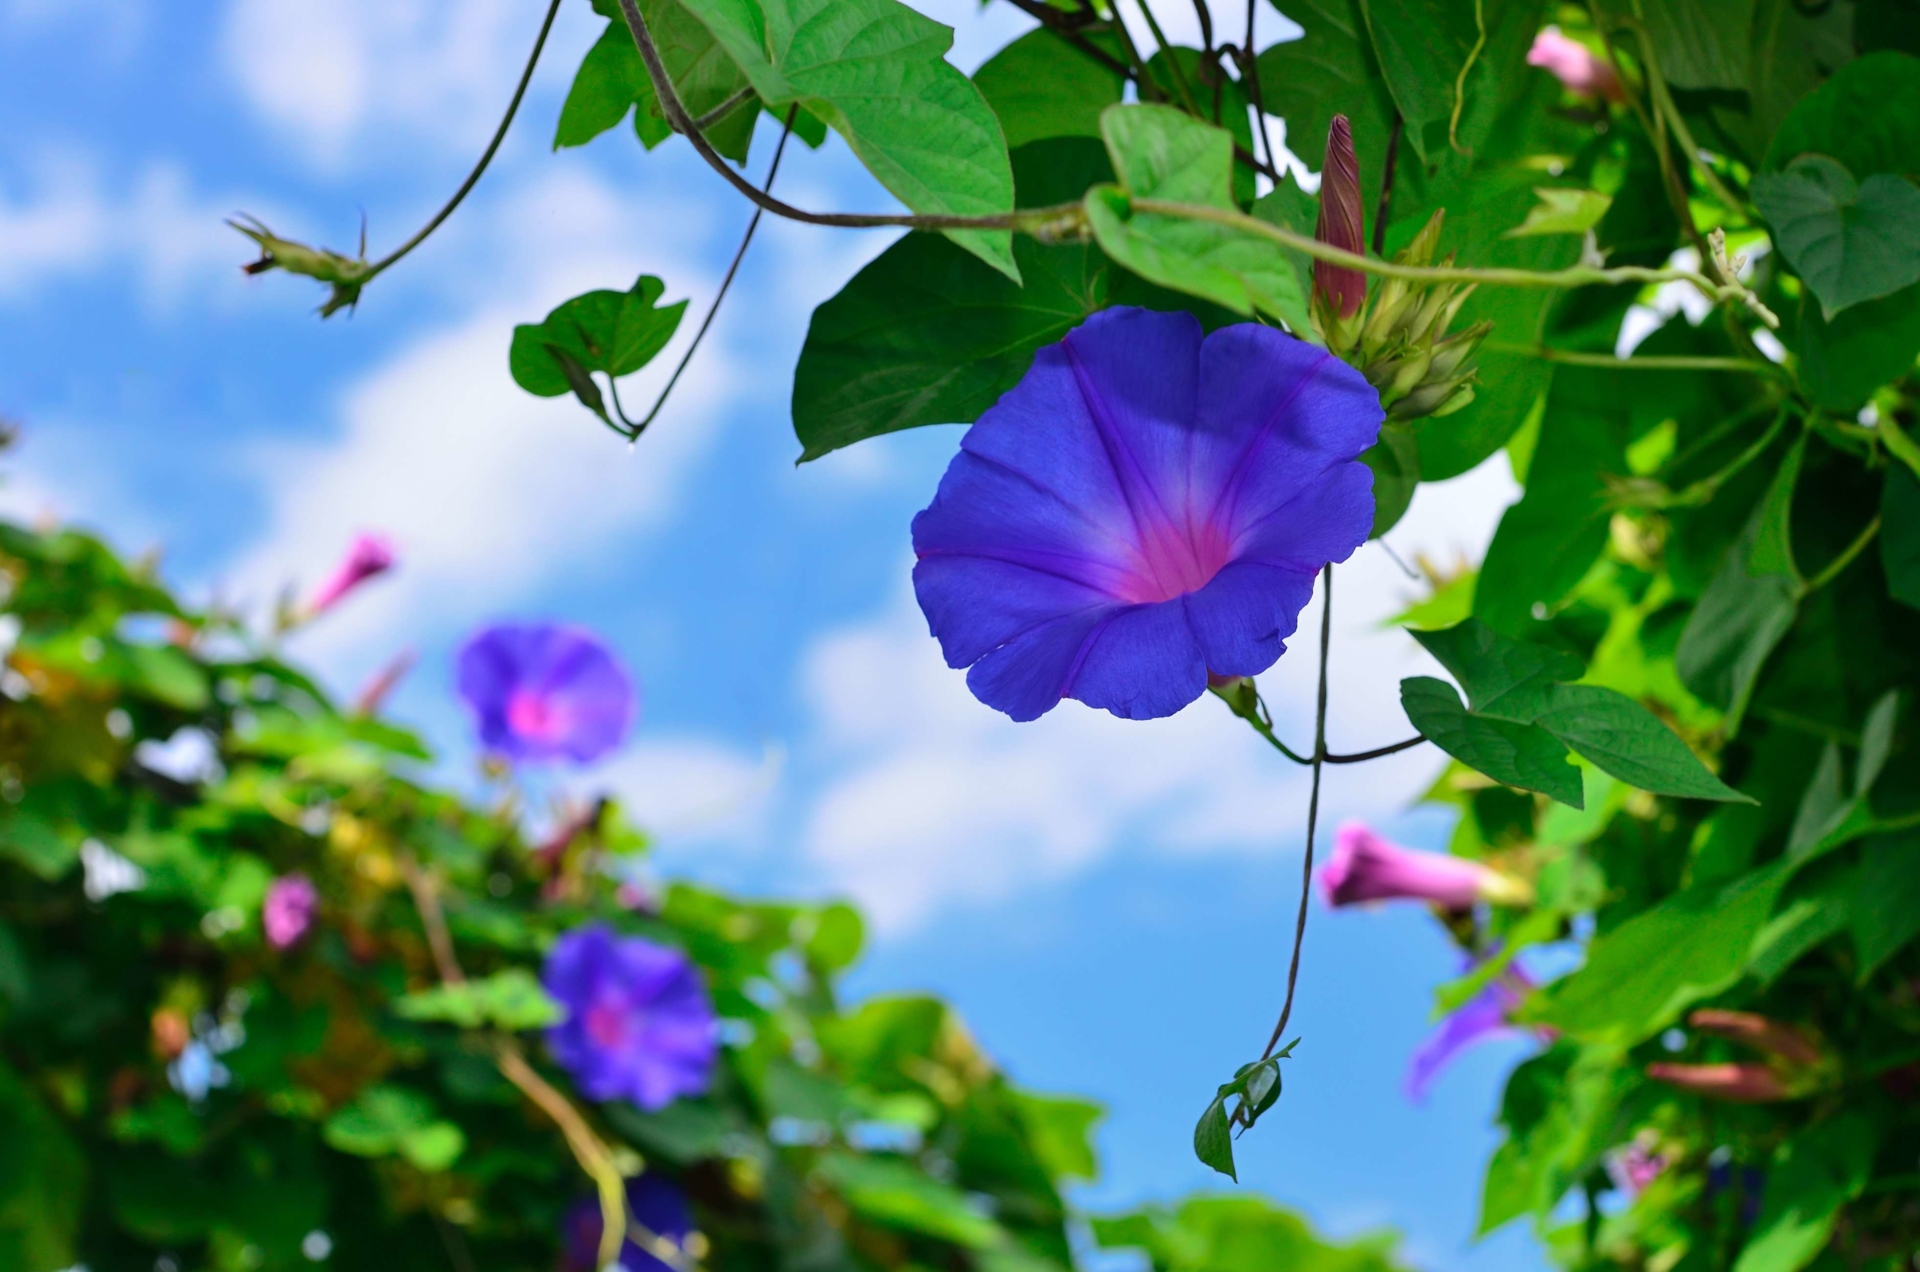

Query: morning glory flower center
585;993;635;1049
507;690;569;742
1114;517;1235;604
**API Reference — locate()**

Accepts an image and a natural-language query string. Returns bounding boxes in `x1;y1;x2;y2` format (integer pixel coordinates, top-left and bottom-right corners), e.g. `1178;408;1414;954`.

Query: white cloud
220;0;589;171
587;737;783;847
0;148;276;310
794;455;1520;935
230;168;744;686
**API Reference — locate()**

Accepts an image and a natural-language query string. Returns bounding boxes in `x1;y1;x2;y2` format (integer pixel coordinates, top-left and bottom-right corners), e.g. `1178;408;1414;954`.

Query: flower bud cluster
1338;211;1492;422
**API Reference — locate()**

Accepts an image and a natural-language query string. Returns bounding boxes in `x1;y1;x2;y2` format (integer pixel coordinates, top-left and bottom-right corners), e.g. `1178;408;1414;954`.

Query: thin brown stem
1327;735;1426;763
365;0;562;280
617;109;798;440
400;854;465;986
691;85;755;133
1260;564;1333;1061
1372;113;1403;256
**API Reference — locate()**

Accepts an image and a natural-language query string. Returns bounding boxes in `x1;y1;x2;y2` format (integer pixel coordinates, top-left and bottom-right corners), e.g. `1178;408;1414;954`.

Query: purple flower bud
456;623;636;765
263;873;318;949
305;533;395;617
1314;115;1368;320
1321;822;1533;909
1527;28;1624;102
543;924;717;1109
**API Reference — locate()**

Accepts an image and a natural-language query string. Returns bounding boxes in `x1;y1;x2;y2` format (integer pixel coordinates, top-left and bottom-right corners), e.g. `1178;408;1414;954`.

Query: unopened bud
1646;1062;1792;1103
1313;116;1367;321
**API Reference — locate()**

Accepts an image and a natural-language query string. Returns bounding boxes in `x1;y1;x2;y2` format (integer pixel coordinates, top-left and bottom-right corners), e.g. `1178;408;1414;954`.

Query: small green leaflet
1191;1042;1293;1180
1753;155;1920;319
1084;105;1311;333
323;1085;468;1172
1404;619;1750;806
1505;187;1613;238
556;6;759;162
509;274;688;424
672;0;1018;278
394;968;564;1031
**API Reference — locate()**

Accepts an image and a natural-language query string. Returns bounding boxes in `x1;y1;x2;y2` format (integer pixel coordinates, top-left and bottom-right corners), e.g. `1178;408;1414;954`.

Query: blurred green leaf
395;968;563;1031
1884;462;1920;610
1642;0;1754;90
1733;1114;1876;1272
815;1152;1002;1247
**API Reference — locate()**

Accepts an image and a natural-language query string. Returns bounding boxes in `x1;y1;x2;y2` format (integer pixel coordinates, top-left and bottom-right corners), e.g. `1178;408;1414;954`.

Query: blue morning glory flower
911;307;1383;721
543;924;717;1109
455;623;636;764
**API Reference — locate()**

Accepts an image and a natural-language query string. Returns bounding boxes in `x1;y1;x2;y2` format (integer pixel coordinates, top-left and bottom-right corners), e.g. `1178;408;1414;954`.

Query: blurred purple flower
1405;968;1532;1102
455;623;635;764
263;874;318;949
1527;28;1624;102
305;532;395;616
912;307;1381;722
559;1173;695;1272
543;924;716;1108
1322;822;1533;909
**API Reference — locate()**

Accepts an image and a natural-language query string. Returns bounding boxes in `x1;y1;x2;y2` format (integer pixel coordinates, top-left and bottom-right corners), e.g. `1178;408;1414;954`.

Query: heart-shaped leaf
1753;155;1920;319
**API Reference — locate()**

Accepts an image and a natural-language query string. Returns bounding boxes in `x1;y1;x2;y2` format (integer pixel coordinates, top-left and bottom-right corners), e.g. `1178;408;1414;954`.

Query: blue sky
0;2;1546;1268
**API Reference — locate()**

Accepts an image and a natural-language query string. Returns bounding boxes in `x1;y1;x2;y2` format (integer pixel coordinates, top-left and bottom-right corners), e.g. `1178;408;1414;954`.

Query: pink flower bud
1321;822;1533;909
1686;1009;1825;1068
305;533;395;617
1527;28;1624;103
1314;116;1368;320
263;873;318;949
1645;1062;1791;1103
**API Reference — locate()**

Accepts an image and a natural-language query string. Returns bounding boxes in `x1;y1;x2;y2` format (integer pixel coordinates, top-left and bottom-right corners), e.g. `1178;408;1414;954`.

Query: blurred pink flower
1527;28;1624;102
263;874;318;949
1322;822;1532;909
305;533;395;617
1608;1141;1668;1195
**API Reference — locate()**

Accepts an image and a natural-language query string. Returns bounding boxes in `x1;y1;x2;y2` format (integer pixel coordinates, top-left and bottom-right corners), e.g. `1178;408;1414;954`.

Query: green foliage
1092;1193;1406;1272
1753;156;1920;320
557;2;761;162
974;30;1124;150
509;273;687;426
675;0;1019;275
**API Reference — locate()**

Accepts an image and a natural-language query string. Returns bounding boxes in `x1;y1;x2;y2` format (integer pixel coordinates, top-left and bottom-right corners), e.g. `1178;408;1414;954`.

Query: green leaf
0;803;76;881
1474;365;1628;635
559;9;760;162
673;0;1018;277
509;274;688;398
1763;50;1920;179
323;1085;434;1157
397;1121;467;1173
1797;283;1920;412
1400;676;1584;807
1849;832;1920;979
1676;439;1806;723
1410;618;1583;719
1732;1115;1876;1272
1012;1090;1102;1184
1256;0;1396;214
972;29;1123;150
1641;0;1755;90
1884;461;1920;610
1357;0;1478;160
1362;420;1420;538
1191;1096;1236;1181
1085;105;1310;332
1505;187;1613;239
1526;863;1790;1045
1531;685;1751;802
813;1153;1001;1247
1753;156;1920;319
0;1060;84;1271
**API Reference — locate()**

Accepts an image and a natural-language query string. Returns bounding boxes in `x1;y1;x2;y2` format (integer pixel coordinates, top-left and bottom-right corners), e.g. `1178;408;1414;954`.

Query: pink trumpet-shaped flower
305;533;395;616
1527;28;1624;102
1686;1009;1825;1067
1322;822;1533;909
1645;1062;1792;1103
263;874;318;949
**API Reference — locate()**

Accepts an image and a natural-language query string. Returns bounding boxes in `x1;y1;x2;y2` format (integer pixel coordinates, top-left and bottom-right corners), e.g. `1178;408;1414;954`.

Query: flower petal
913;552;1118;671
965;607;1114;722
1233;460;1378;570
1063;600;1208;720
1179;559;1319;677
1197;327;1383;535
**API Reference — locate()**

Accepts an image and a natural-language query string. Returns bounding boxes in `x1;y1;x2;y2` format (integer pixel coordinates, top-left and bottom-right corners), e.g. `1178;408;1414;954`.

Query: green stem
363;0;563;282
1493;344;1786;377
1803;516;1882;593
1137;0;1202;115
1259;565;1333;1062
1656;403;1793;508
1130;197;1780;324
1878;412;1920;482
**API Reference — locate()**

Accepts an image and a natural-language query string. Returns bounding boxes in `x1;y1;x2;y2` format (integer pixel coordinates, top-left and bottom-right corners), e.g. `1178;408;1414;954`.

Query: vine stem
397;856;689;1272
1493;344;1787;377
361;0;562;283
612;109;798;440
1260;564;1333;1061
